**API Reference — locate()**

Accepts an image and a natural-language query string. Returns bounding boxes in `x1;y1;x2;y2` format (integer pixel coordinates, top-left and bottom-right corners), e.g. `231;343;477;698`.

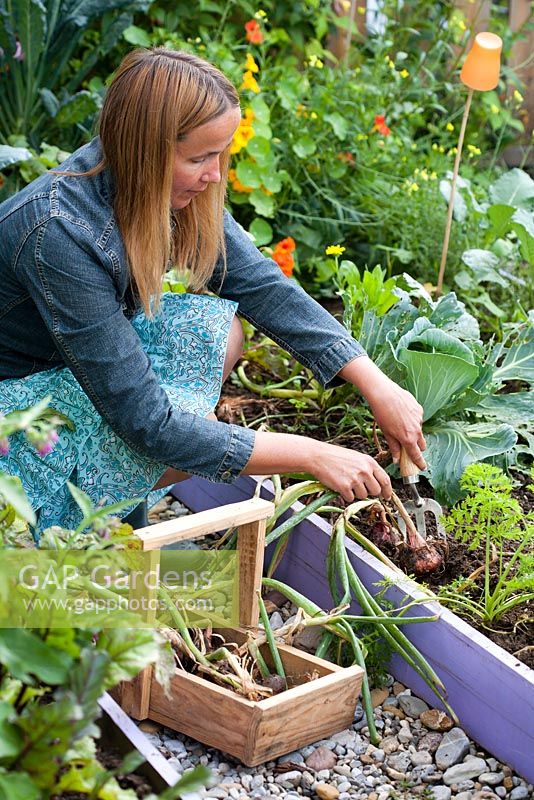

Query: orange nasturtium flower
373;114;391;136
272;237;296;277
245;19;263;44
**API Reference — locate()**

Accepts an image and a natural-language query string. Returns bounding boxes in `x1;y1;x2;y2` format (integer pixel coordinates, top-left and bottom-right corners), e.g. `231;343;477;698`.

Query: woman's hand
309;441;392;503
339;357;426;470
244;432;392;503
365;375;427;469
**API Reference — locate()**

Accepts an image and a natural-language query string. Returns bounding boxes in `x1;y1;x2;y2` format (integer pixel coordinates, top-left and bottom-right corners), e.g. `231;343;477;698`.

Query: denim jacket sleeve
17;215;255;483
209;212;367;387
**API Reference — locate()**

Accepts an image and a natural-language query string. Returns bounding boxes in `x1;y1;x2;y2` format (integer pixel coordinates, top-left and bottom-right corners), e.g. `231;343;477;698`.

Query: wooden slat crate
115;497;363;766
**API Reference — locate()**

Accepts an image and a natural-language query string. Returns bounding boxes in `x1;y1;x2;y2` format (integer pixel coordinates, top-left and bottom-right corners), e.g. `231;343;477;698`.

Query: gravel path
140;495;533;800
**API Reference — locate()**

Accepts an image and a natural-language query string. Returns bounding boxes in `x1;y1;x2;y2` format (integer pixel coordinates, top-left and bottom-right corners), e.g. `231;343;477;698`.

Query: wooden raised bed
171;476;534;784
116;497;363;767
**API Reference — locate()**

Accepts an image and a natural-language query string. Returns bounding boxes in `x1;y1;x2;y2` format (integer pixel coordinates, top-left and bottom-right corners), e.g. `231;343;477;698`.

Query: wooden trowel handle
400;447;419;482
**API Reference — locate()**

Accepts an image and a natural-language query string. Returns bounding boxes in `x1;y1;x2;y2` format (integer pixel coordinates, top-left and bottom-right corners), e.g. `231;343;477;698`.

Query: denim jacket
0;139;366;483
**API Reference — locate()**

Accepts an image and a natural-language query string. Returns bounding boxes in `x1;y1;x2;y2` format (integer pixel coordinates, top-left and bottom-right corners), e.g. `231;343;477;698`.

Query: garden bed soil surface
215;381;534;671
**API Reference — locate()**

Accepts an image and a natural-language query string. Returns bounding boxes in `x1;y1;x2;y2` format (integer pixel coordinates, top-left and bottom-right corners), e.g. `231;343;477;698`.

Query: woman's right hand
243;431;391;503
308;440;392;503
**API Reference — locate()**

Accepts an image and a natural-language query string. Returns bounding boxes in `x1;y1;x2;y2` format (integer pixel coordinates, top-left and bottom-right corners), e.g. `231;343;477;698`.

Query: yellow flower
448;147;458;156
245;53;259;73
357;6;365;14
255;9;267;18
325;245;346;256
230;114;256;154
490;104;500;114
340;0;351;10
432;143;439;151
310;111;318;119
514;90;524;104
467;144;481;155
399;69;409;78
356;133;368;141
296;103;308;118
420;168;429;181
241;70;261;93
439;145;445;153
409;182;419;193
308;55;324;69
414;168;419;175
446;122;454;132
430;171;437;180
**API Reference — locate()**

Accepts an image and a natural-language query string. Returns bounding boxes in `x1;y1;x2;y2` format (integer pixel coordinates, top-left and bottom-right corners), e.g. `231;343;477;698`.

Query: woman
0;48;425;535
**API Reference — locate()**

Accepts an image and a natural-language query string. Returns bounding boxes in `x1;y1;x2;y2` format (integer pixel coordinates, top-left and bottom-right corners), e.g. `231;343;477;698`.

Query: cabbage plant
359;277;533;504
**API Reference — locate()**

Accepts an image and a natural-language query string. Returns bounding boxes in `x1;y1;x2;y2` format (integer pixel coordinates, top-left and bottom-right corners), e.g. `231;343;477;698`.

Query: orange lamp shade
460;32;502;91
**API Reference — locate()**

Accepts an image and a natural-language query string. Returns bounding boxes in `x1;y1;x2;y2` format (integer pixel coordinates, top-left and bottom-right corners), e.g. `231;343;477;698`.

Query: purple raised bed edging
171;475;534;783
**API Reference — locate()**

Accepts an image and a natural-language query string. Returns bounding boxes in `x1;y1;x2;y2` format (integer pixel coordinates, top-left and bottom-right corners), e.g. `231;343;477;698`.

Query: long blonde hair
90;48;239;315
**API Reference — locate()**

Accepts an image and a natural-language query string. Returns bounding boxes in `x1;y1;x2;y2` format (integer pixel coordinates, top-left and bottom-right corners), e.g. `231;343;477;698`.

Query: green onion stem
257;592;287;686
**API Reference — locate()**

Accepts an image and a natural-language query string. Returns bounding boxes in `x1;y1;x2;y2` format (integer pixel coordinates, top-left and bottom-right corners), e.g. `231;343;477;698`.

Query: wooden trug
117;497;363;765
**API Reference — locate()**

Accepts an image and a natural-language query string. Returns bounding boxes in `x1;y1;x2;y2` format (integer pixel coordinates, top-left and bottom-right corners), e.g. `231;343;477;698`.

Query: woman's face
171;106;241;209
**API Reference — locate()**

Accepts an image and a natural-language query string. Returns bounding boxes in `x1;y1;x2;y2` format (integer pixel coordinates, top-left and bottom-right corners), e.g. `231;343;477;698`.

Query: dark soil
216;366;534;671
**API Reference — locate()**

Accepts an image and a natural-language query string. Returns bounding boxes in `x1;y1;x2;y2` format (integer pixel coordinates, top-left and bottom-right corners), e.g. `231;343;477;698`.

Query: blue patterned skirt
0;293;237;536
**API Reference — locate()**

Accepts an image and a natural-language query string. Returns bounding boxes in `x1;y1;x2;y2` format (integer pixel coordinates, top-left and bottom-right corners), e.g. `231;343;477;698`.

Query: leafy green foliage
439;463;534;626
0;0;151;150
453;169;534;326
355;281;533;503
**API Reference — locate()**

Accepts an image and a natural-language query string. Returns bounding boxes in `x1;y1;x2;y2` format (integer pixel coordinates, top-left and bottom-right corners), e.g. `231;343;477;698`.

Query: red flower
272;237;296;276
245;20;263;44
337;151;355;164
373;114;391;136
273;251;294;277
276;237;296;254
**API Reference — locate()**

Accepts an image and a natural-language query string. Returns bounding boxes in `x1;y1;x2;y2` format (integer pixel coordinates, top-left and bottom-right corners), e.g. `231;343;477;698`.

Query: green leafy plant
451;168;534;324
438;462;534;627
0;0;151;153
357;278;533;503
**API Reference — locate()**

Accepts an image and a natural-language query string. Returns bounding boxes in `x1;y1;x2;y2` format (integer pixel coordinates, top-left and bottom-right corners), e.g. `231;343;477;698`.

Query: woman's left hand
339;356;426;469
365;375;427;469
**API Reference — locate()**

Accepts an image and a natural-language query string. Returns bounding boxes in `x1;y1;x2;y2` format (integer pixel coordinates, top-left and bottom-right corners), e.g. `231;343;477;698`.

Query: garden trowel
396;448;446;540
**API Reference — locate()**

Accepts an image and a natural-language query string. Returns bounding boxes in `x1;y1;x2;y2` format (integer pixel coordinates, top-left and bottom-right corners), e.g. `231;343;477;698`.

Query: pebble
398;694;430;718
435;727;471;769
371;687;390;707
455;793;473;800
509;789;530;800
274;770;301;787
305;745;337;771
420;709;455;732
443;757;488;786
479;772;504;786
315;784;340;800
418;732;443;753
430;788;452;800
